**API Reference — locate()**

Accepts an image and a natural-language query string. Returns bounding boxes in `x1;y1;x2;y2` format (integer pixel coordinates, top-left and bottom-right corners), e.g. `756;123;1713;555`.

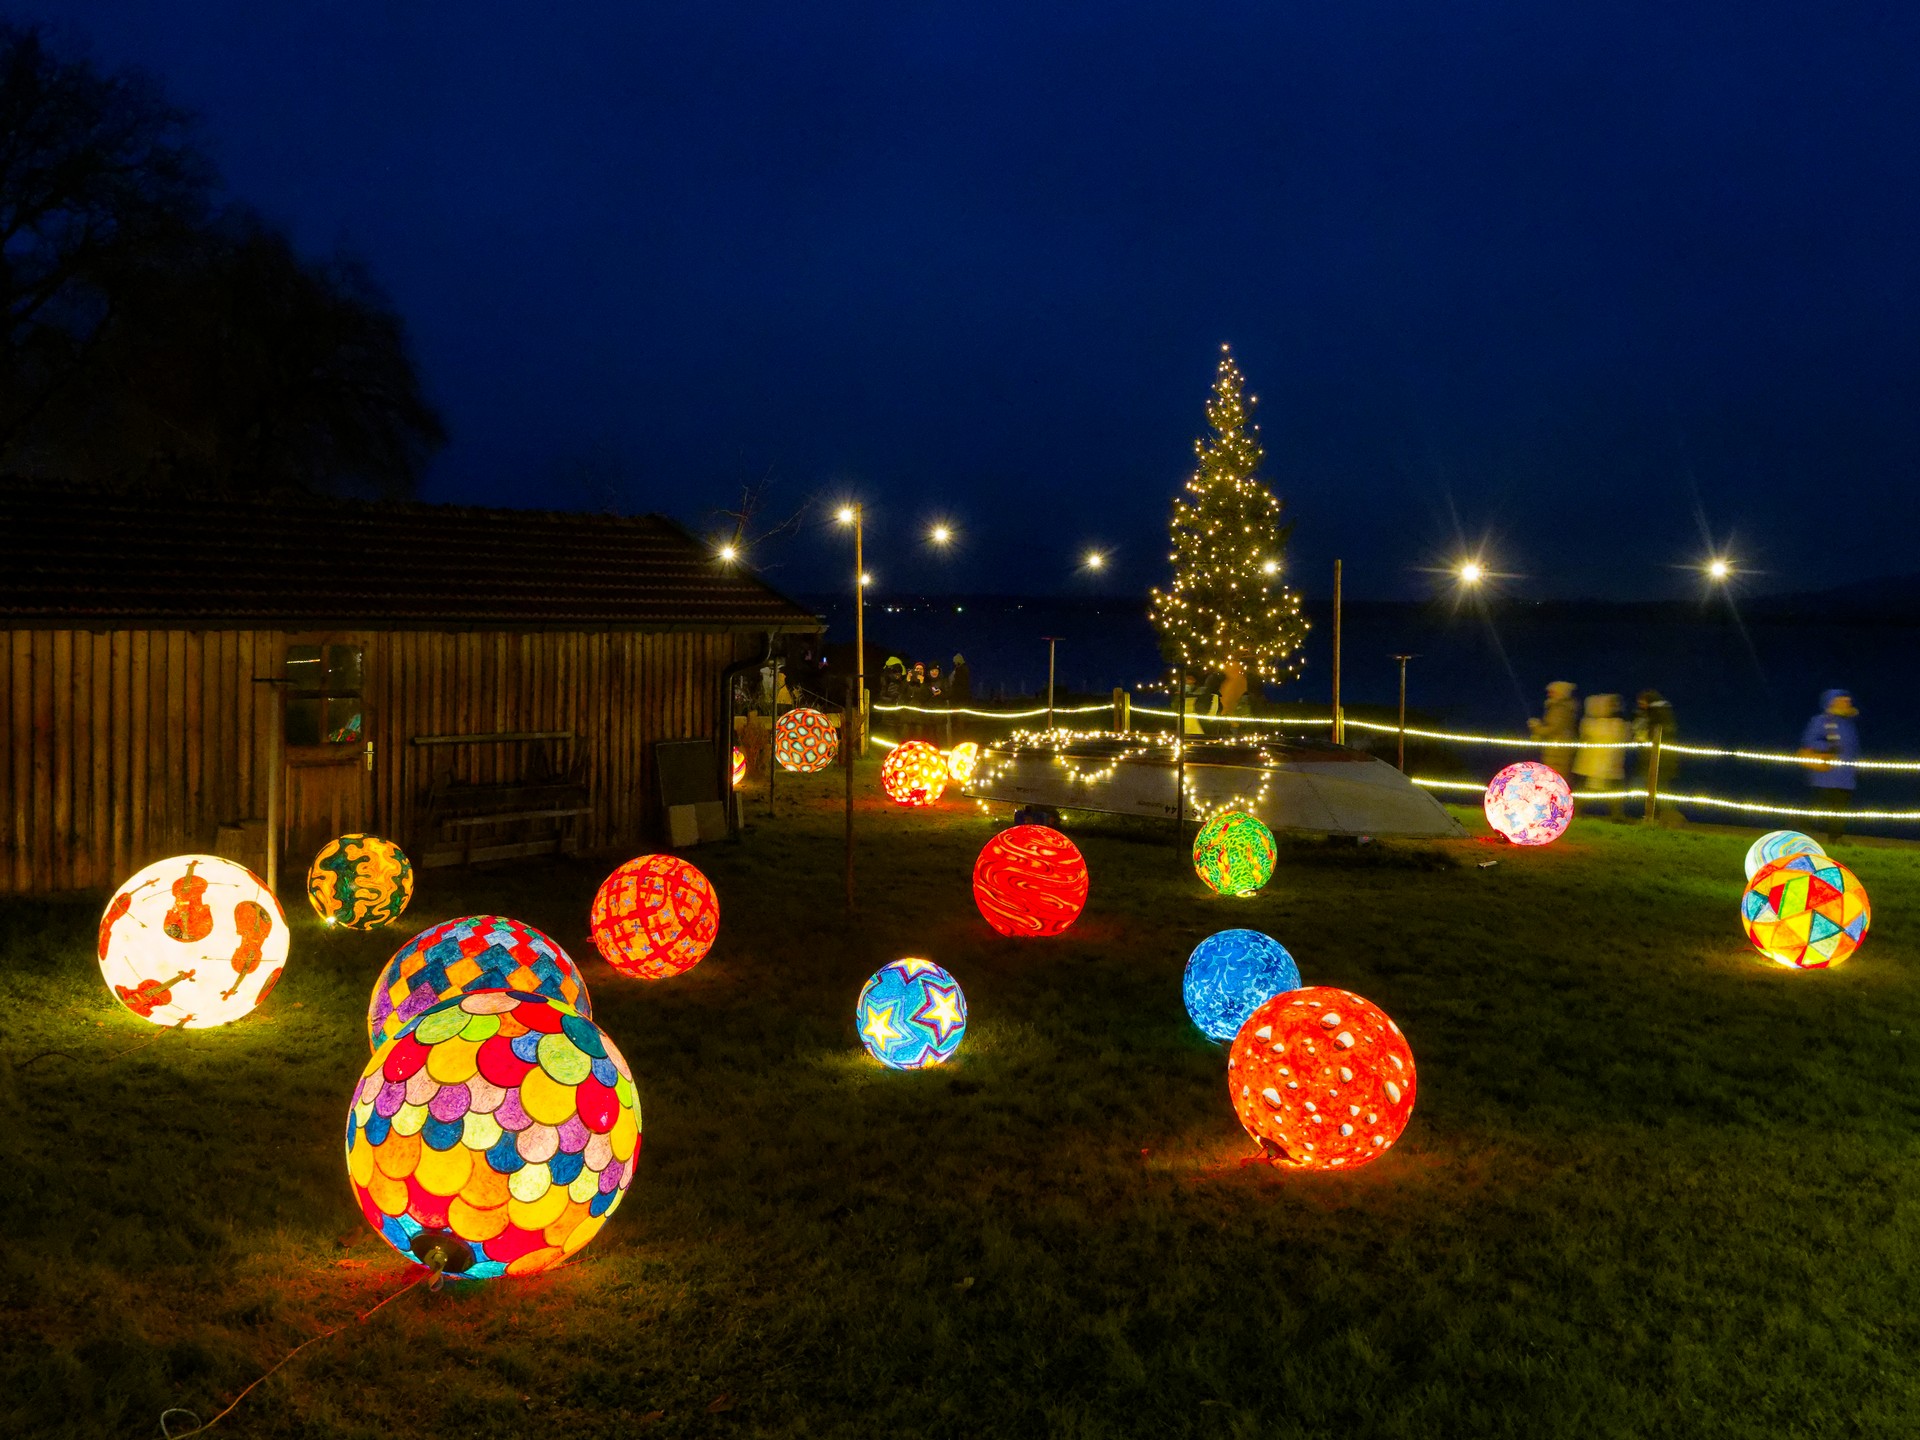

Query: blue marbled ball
1183;929;1301;1043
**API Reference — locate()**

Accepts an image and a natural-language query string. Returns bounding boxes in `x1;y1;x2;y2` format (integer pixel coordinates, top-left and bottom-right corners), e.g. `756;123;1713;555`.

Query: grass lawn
5;763;1920;1438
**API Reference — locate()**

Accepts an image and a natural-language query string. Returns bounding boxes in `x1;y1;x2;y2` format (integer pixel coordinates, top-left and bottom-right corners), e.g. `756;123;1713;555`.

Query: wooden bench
409;731;591;868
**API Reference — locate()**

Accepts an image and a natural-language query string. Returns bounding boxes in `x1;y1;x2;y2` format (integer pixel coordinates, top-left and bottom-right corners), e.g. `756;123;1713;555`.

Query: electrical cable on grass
12;1016;189;1072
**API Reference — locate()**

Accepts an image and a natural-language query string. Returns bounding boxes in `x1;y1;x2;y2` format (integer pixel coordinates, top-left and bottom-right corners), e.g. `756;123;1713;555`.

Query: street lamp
929;523;952;546
1084;550;1106;571
835;504;866;756
1707;557;1731;582
717;543;737;563
1457;559;1484;585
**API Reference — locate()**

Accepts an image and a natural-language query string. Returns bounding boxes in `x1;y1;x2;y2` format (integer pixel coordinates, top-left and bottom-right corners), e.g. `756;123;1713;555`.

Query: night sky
33;2;1920;599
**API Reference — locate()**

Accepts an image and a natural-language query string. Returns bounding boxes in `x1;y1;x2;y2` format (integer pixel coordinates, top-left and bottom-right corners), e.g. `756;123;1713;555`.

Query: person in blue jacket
1799;688;1860;842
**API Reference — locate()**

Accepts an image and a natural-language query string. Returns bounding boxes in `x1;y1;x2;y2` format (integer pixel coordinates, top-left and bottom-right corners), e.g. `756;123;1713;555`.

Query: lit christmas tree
1149;345;1308;685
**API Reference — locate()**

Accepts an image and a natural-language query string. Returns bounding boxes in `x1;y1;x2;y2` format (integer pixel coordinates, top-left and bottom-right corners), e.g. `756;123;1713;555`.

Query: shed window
287;643;365;746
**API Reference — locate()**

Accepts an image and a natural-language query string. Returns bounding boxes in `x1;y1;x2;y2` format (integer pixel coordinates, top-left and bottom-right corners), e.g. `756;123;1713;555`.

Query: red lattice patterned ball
774;708;838;773
881;741;949;806
972;824;1089;937
590;855;720;980
1227;986;1416;1170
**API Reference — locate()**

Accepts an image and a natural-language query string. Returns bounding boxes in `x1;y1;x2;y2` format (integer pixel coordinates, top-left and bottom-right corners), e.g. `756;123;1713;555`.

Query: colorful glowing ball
1483;761;1573;846
590;854;720;980
1227;987;1416;1169
369;916;590;1050
731;746;747;788
1744;829;1825;881
972;824;1089;937
345;990;640;1279
1183;929;1301;1043
307;833;414;930
856;958;969;1069
774;707;838;772
1742;853;1871;969
947;741;981;784
881;740;949;806
98;855;289;1029
1192;810;1277;896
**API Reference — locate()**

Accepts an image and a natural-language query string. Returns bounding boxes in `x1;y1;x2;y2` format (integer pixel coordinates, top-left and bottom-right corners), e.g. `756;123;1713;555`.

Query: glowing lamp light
1191;810;1276;896
881;740;949;805
369;915;591;1050
99;855;289;1028
946;741;981;784
345;990;640;1279
1743;829;1824;881
1184;929;1301;1043
972;824;1089;937
1227;986;1416;1169
1483;761;1572;846
590;854;720;980
1742;853;1870;969
856;958;969;1069
774;707;839;773
307;833;414;930
731;746;747;789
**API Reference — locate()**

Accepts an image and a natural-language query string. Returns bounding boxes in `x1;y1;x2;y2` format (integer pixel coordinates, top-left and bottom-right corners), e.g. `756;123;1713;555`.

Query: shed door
283;639;372;862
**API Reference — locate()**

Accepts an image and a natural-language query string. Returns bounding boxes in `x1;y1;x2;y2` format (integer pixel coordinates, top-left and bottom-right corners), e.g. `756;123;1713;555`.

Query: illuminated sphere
947;741;981;785
590;854;720;980
99;854;289;1029
881;740;949;806
972;824;1089;937
731;746;747;788
1183;929;1301;1043
345;990;640;1279
1227;986;1416;1169
1742;853;1871;969
1483;761;1573;846
774;707;838;772
369;915;590;1050
307;833;414;930
1744;828;1825;881
856;958;969;1070
1192;810;1277;896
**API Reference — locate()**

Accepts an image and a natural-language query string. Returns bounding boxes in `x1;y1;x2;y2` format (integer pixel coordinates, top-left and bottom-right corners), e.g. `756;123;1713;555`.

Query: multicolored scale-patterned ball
1742;852;1871;969
307;833;414;930
99;854;289;1029
774;707;838;772
1183;929;1301;1043
1743;829;1825;882
881;740;949;806
590;854;720;980
1483;761;1573;846
857;958;969;1070
1192;810;1277;896
972;824;1089;937
946;741;981;784
1227;986;1416;1170
345;990;640;1279
369;916;590;1050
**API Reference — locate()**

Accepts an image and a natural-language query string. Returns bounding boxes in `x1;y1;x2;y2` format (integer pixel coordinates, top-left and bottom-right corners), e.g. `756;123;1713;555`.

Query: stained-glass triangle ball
1741;853;1870;969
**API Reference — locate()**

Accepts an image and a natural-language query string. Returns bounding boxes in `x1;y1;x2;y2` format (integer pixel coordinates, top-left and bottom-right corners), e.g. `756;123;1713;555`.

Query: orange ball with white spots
1226;986;1416;1170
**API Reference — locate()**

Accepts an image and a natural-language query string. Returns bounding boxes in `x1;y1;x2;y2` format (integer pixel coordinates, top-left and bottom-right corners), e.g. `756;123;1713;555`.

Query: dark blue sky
34;2;1920;598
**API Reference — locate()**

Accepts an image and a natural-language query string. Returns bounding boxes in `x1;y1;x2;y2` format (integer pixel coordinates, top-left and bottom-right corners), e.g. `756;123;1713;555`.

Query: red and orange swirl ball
972;824;1089;937
881;740;949;806
591;854;720;979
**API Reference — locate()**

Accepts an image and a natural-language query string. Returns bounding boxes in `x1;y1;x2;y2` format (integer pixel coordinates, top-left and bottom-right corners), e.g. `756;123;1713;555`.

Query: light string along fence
869;699;1920;824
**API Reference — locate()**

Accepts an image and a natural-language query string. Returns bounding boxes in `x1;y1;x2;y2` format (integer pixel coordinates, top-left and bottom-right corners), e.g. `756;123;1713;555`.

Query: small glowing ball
1483;761;1573;846
1183;929;1301;1043
947;741;981;784
1227;986;1416;1169
1744;829;1825;881
730;746;747;788
774;707;838;772
345;990;640;1279
856;958;969;1069
1192;810;1277;896
99;855;289;1028
590;854;720;980
881;740;949;806
972;824;1089;937
307;833;414;930
369;916;590;1050
1742;853;1871;969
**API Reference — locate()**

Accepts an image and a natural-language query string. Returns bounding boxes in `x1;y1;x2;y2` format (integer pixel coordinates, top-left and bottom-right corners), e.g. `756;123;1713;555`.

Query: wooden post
844;676;856;913
1331;558;1344;745
1392;653;1414;771
1112;687;1129;734
1643;724;1664;823
853;512;866;757
1043;637;1063;733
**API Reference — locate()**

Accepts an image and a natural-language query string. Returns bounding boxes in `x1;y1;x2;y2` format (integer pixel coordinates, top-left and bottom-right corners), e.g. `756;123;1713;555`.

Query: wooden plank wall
0;627;752;895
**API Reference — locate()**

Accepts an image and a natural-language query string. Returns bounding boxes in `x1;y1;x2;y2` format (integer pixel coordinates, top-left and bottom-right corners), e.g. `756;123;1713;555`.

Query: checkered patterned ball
1483;761;1573;846
99;854;289;1029
881;740;949;806
590;854;720;980
1742;853;1870;969
307;833;414;930
1743;829;1824;881
774;707;838;772
345;990;640;1279
1192;810;1276;896
368;916;590;1050
857;959;968;1069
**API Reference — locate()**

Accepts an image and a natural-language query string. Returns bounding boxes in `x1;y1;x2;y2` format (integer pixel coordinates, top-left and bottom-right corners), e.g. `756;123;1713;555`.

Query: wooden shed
0;485;820;895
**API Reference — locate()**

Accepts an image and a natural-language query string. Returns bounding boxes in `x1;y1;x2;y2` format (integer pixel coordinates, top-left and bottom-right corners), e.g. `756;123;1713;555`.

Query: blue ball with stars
1183;929;1301;1043
857;958;969;1070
